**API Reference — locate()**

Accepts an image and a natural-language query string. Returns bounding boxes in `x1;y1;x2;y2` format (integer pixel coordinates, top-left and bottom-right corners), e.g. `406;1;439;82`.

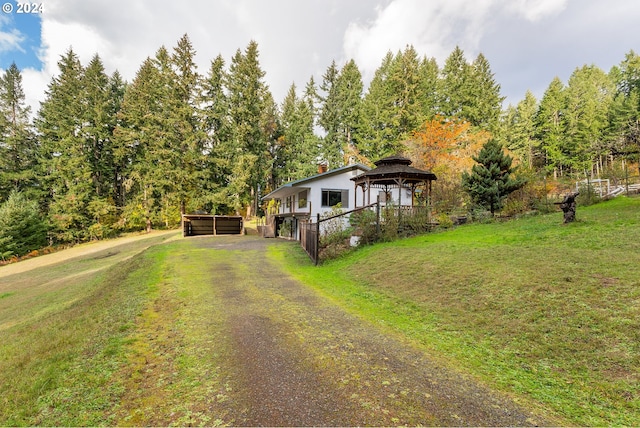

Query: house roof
352;155;437;188
262;163;371;200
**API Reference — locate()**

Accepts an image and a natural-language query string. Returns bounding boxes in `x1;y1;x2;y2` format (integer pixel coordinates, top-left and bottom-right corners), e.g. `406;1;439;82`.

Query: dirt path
0;230;180;279
187;236;555;426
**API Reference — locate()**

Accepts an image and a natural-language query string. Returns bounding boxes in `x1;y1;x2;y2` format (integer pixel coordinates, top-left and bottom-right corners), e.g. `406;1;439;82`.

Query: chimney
317;161;328;174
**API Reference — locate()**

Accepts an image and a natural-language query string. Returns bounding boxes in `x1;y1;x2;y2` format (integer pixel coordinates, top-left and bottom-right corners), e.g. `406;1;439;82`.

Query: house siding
262;164;370;240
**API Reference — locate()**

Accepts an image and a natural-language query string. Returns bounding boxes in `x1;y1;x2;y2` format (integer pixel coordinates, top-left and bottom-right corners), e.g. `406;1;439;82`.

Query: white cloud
0;14;25;54
0;27;24;53
21;67;49;115
342;0;569;86
506;0;568;22
12;0;639;116
22;0;381;111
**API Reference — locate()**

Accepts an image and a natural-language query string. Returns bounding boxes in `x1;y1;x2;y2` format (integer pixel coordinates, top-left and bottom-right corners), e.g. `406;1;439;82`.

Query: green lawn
271;196;640;426
1;197;638;426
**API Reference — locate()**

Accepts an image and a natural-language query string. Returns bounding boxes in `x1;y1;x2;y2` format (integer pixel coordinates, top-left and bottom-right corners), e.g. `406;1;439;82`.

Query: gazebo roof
352;155;437;187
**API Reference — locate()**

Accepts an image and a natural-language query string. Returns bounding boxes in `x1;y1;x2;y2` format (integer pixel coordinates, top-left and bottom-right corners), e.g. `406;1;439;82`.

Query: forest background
0;34;639;258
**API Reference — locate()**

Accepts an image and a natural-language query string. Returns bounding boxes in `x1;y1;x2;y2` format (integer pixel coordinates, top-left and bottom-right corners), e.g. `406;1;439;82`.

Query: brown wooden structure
182;215;244;237
351;155;437;208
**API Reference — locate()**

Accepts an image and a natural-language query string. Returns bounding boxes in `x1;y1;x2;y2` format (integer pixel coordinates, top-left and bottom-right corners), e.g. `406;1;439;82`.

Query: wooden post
625;162;630;196
315;213;320;265
376;194;381;236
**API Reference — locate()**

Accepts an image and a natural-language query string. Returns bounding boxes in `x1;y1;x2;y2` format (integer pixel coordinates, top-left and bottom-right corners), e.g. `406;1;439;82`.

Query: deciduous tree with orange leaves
404;115;491;213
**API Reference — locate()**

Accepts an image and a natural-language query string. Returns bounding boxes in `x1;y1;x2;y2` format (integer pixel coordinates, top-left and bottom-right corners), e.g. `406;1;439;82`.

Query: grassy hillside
272;196;640;426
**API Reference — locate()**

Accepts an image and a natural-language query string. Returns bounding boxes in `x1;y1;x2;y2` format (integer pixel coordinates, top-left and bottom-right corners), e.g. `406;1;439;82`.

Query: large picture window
321;189;348;208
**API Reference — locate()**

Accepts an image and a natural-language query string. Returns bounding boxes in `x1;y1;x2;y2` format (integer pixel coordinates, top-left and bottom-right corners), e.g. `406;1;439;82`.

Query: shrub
351;209;379;246
436;213;454;229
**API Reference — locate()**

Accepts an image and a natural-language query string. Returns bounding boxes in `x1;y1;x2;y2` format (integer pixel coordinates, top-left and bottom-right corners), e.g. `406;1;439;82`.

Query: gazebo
351;155;437;209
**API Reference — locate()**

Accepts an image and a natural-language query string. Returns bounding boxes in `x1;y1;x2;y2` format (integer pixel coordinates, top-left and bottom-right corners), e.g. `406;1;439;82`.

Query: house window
321;189;349;208
298;190;308;209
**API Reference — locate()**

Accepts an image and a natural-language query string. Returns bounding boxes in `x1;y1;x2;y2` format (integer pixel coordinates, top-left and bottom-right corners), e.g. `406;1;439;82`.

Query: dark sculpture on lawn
560;192;579;223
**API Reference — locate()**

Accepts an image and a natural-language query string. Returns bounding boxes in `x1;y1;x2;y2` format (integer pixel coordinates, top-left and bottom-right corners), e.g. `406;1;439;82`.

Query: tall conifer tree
200;54;232;213
226;40;271;216
335;59;363;164
469;53;504;132
440;46;472;120
0;63;38;201
563;65;614;175
535;77;567;176
358;51;397;160
503;91;539;168
318;60;341;168
81;55;124;230
114;57;165;232
37;49;95;242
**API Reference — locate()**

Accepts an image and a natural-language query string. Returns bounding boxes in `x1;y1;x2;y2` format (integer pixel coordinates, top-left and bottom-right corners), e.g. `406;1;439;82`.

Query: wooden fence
299;220;319;265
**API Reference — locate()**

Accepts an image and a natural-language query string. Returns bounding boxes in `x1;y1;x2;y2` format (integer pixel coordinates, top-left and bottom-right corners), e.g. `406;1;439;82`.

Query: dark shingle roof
352;155;437;186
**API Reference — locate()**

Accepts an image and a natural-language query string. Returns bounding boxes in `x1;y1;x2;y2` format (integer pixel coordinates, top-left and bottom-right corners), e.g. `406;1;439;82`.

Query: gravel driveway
189;235;556;426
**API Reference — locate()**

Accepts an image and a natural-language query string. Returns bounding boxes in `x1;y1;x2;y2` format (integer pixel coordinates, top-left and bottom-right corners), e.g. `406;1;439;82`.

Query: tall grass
271;196;640;426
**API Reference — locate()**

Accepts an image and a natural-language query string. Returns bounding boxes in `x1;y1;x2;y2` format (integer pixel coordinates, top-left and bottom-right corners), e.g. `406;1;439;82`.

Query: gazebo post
354;181;357;208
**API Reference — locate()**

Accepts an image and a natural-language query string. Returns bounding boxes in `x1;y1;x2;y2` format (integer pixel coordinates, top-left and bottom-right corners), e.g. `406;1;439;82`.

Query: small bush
576;184;602;206
436;213;454;229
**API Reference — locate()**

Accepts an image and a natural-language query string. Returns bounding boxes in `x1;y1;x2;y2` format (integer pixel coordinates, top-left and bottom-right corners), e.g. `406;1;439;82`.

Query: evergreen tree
318;60;342;168
334;59;363;164
535;77;567;176
387;46;423;138
260;89;281;192
503;91;539;168
440;46;472;120
358;51;398;160
226;40;272;216
563;64;614;176
114;57;165;232
614;49;640;98
108;70;127;208
462;139;524;215
81;55;122;229
0;191;47;259
168;34;205;215
468;53;504;132
277;83;319;185
0;63;38;201
417;55;440;121
608;50;640;173
36;49;94;242
200;54;232;213
302;76;320;123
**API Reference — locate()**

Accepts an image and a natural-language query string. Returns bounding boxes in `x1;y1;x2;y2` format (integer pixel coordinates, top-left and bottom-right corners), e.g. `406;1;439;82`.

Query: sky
0;0;639;116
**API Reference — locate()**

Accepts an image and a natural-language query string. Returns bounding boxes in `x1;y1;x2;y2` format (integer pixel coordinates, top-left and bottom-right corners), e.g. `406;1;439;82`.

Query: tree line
0;33;638;258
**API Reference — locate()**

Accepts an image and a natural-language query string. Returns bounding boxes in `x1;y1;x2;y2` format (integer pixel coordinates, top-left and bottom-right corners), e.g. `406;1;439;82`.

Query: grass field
1;197;638;426
273;196;640;426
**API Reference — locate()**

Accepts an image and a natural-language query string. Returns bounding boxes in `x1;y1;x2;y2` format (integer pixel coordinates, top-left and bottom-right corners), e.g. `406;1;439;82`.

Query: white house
262;156;437;243
261;163;371;239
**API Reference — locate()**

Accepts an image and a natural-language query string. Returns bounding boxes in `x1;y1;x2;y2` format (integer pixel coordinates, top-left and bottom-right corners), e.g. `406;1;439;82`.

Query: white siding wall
306;168;365;219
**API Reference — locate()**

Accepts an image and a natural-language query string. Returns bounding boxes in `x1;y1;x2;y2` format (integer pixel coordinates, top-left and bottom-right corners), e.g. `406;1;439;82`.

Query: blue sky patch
0;0;43;70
